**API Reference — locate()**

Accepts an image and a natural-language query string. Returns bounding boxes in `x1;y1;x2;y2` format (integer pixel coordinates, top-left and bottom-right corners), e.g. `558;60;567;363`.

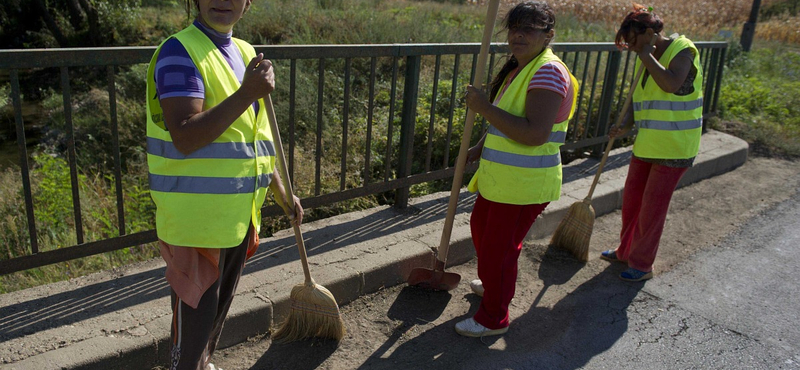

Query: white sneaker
206;363;223;370
469;279;484;297
454;317;508;337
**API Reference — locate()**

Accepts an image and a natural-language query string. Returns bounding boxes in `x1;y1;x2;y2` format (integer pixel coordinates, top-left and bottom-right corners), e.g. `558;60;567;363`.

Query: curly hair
614;3;664;49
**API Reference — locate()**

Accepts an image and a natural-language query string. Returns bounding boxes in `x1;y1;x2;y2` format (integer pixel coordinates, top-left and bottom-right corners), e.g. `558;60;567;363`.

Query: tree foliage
0;0;173;48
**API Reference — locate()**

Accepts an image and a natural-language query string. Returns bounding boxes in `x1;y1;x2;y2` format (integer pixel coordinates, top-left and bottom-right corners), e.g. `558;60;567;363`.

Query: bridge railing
0;41;728;274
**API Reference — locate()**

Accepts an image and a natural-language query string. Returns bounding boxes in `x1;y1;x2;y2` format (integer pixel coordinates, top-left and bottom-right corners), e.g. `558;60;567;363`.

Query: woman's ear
546;29;555;43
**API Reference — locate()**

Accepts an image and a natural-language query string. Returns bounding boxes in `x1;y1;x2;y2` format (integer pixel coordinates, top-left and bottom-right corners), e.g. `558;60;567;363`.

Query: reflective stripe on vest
147;137;276;160
633;98;703;112
481;147;561;168
149;172;273;194
636;118;703;131
487;125;566;144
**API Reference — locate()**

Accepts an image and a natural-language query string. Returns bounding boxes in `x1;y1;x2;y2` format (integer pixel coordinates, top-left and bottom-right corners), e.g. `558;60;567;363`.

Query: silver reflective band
487;126;566;144
481;147;561;168
147;138;276;160
633;98;703;112
636;118;703;131
149;172;273;194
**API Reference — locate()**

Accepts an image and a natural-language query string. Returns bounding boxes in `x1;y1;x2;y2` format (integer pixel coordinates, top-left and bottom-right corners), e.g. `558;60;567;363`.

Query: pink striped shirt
495;61;574;122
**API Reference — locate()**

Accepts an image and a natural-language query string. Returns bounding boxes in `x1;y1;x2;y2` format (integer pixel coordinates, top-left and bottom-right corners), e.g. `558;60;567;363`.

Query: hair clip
647;6;653;12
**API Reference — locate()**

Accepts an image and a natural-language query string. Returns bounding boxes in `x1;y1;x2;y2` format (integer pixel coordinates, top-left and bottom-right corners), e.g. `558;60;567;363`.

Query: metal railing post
712;47;727;114
11;70;39;255
592;50;622;156
395;55;421;209
0;42;729;274
702;48;721;132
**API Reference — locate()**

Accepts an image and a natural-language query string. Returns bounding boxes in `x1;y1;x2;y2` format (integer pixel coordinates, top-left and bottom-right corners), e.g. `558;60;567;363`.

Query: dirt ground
208;156;800;370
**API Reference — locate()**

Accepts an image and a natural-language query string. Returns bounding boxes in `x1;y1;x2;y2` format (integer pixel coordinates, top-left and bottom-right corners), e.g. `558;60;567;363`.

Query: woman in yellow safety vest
146;0;302;368
601;4;703;282
458;1;577;338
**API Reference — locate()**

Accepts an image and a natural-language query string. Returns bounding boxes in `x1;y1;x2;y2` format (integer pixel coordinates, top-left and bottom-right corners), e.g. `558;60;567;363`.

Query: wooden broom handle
584;36;656;201
436;0;501;269
264;94;314;284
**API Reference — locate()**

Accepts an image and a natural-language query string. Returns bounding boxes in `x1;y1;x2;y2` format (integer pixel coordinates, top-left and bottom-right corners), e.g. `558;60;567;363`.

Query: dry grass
481;0;800;44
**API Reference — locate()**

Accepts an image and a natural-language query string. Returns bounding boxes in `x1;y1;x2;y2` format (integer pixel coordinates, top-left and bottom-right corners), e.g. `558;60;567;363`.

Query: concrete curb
0;130;748;370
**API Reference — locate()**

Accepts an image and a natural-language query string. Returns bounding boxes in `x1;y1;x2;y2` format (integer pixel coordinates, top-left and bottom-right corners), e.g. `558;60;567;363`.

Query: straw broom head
549;199;595;262
272;281;346;343
548;36;656;263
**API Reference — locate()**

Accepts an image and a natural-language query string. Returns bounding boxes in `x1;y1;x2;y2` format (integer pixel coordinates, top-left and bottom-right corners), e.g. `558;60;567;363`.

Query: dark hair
489;1;556;101
614;3;664;49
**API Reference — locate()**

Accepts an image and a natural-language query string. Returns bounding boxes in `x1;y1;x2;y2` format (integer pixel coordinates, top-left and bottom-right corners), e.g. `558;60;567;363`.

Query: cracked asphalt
204;157;800;370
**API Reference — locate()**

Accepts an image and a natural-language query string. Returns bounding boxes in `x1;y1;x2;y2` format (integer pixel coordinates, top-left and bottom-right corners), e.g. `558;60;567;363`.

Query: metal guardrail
0;41;728;274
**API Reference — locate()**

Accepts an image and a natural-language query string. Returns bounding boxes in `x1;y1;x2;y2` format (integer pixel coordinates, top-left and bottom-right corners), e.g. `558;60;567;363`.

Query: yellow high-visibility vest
146;25;275;248
632;35;703;159
468;48;577;205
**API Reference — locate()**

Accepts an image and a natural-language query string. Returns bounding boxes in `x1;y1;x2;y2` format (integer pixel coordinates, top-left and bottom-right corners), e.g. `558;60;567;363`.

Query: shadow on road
0;193;478;344
350;246;644;370
0;268;169;342
249;337;339;370
368;286;454;361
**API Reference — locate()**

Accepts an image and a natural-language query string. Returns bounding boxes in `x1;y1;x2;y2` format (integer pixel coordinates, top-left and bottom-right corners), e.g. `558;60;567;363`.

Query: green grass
711;42;800;158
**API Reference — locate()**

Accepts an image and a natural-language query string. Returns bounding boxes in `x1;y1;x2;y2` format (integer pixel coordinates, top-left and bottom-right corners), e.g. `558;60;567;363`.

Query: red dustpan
407;0;501;291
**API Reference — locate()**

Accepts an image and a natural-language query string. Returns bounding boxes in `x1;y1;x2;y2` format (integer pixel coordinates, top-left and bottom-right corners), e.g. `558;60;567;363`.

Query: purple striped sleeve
155;38;205;100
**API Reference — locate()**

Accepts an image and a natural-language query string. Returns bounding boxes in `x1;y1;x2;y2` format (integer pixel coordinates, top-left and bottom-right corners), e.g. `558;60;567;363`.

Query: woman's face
197;0;252;33
507;25;553;63
624;30;650;53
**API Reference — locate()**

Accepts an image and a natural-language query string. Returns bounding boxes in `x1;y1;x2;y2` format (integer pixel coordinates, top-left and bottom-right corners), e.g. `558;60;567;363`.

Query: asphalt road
207;159;800;370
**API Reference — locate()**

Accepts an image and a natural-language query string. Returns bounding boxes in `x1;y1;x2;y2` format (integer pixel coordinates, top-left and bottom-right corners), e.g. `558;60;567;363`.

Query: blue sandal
619;268;653;282
600;250;621;262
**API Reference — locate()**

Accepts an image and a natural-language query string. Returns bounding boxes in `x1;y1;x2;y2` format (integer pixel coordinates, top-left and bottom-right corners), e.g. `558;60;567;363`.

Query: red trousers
615;156;688;272
470;194;548;329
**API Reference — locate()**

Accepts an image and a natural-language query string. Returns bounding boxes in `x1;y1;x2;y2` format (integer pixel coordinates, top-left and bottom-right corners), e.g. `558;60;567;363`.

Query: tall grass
237;0;487;45
0;154;159;294
532;0;798;44
712;43;800;157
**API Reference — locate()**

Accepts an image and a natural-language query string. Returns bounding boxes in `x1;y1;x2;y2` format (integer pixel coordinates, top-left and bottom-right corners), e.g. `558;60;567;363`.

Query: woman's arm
609;104;635;138
467;132;487;164
160;54;275;155
638;44;694;94
269;169;304;226
465;85;563;147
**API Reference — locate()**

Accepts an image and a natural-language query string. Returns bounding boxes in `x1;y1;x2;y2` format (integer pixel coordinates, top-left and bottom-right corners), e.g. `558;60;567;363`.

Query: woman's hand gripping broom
264;95;346;342
406;0;501;291
549;35;656;262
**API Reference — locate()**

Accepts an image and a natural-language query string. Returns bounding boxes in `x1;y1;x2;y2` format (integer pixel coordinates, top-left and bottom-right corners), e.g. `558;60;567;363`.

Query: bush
717;45;800;157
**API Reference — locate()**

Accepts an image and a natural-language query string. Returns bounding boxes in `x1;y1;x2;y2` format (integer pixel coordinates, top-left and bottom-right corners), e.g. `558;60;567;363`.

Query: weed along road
208;156;800;370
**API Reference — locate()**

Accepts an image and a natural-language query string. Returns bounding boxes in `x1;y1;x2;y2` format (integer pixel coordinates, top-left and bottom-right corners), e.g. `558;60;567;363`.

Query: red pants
615;156;688;272
470;194;548;330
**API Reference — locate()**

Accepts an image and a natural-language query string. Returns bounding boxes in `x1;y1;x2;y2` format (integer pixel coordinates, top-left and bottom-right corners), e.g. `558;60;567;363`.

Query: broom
550;37;654;262
263;95;346;342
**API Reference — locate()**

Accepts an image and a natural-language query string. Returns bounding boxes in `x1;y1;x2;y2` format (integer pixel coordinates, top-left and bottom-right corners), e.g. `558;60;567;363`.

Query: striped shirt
154;20;258;115
495;61;574;123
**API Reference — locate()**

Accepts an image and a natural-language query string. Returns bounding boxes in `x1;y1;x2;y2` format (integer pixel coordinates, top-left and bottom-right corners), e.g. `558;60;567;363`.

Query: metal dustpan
407;0;500;292
407;237;462;291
